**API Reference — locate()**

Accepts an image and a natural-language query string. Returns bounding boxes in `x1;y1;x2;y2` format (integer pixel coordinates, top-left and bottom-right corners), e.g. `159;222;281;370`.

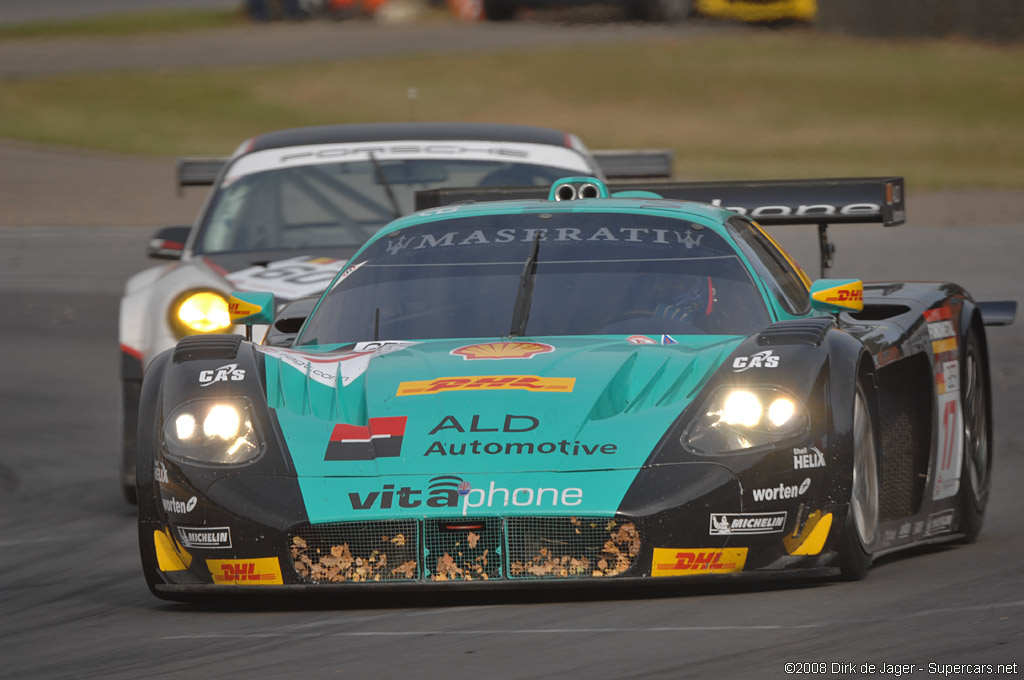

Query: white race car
118;121;670;501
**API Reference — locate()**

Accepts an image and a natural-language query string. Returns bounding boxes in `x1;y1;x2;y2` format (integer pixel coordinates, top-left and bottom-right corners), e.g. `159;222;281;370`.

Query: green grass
0;9;243;40
1;29;1022;188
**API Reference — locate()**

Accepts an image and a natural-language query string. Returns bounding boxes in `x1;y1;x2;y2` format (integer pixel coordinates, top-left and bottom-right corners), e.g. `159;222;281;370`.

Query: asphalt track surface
1;20;1023;680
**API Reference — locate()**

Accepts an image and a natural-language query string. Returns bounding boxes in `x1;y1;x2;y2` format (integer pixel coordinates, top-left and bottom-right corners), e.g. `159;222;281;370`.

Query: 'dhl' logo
325;416;407;461
216;562;274;583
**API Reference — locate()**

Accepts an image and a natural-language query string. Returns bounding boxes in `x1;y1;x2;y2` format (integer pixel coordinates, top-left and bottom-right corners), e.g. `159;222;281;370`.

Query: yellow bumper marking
783;511;833;556
154;529;191;572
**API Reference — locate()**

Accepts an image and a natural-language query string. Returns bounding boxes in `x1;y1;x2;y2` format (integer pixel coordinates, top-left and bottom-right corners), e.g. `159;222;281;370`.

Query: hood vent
586;341;738;422
172;334;242;363
266;353;368;424
756;318;835;347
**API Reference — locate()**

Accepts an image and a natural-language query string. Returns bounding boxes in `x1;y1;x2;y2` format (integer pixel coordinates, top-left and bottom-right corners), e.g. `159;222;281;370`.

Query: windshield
297;212;770;346
194;158;584;255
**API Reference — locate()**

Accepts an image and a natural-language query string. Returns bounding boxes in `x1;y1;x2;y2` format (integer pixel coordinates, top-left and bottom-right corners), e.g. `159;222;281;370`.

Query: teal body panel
265;335;745;524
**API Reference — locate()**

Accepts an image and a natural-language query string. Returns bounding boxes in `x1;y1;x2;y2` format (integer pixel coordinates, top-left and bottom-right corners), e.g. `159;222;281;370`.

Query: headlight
683;387;808;454
163;398;264;465
170;289;232;337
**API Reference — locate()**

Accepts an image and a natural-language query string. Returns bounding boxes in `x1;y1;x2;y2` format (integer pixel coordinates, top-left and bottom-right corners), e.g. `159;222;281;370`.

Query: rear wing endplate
415;177;906;278
591;149;673;179
978;301;1017;327
176;157;227;195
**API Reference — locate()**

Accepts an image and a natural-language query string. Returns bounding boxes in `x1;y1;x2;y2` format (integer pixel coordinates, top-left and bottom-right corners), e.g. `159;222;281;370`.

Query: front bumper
142;462;845;595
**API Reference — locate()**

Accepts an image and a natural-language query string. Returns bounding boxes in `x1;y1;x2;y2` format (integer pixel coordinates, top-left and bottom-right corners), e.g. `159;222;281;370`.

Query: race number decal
227;256;346;300
927;304;963;501
932;392;963;500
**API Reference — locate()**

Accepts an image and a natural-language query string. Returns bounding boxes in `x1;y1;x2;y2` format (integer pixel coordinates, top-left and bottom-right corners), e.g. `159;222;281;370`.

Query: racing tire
482;0;516;20
121;379;142;504
836;382;879;581
956;324;991;543
122;477;137;505
629;0;692;22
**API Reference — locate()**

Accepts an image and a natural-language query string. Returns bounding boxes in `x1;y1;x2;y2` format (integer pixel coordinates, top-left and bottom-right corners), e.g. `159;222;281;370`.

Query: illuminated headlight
683;387;808;454
170;290;232;337
163;399;264;465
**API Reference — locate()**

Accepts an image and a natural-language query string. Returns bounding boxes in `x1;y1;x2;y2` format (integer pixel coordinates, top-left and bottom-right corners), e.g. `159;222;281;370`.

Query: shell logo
451;342;555;360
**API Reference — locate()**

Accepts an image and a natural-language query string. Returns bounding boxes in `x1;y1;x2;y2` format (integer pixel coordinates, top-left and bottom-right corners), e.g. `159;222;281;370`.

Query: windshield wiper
509;231;541;338
367;151;402;220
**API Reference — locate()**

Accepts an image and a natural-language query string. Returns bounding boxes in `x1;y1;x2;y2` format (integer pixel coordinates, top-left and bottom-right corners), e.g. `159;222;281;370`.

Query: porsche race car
119;122;671;501
137;175;1015;598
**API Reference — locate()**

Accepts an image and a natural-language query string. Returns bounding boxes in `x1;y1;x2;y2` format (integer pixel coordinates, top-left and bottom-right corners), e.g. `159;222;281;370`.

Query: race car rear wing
174;148;674;193
590;149;673;179
176;157;226;194
415;177;906;278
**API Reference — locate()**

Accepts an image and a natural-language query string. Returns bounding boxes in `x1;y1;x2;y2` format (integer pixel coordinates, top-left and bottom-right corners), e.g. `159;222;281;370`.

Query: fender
155;337;296;493
136;347;174;594
642;321;838;471
820;327;879;508
137;348;173;526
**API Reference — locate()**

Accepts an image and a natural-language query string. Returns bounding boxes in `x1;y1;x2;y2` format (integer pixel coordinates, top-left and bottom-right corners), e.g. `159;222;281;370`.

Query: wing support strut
818;222;836;279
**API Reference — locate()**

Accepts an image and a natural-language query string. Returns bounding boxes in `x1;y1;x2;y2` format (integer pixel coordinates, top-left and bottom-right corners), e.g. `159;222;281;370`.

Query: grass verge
0;9;243;40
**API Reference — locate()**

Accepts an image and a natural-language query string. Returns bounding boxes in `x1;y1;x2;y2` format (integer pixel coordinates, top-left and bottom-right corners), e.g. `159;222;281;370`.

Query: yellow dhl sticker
207;557;283;585
228;295;264;323
651;548;747;577
397;375;575;396
811;281;864;311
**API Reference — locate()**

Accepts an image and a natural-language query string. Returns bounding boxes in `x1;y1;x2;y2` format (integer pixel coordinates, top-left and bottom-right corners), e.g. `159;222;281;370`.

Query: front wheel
836;383;879;580
956;325;991;542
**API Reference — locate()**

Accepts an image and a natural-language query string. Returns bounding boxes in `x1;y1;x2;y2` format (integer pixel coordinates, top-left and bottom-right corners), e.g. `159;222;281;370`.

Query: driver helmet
653;275;715;324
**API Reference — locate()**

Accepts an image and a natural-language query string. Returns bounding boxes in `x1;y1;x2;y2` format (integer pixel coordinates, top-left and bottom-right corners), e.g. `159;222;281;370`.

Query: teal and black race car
136;176;1015;598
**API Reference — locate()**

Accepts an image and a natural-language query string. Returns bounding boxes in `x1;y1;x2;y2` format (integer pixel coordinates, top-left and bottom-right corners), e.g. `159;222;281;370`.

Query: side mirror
810;279;864;314
228;291;275;326
147;225;192;260
263;295;319;347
